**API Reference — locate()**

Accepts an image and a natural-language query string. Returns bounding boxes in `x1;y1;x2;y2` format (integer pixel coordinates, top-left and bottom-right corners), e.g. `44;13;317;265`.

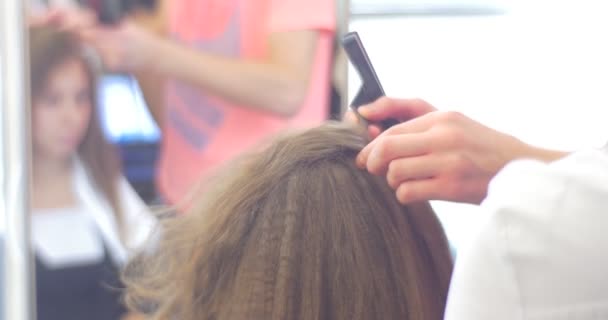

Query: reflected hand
28;7;97;30
80;22;160;73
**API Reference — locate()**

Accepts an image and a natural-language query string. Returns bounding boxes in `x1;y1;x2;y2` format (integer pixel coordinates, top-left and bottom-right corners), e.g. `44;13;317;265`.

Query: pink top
157;0;335;205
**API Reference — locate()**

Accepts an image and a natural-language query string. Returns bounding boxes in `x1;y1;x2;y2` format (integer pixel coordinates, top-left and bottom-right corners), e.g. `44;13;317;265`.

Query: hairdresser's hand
357;97;567;204
80;22;161;72
344;97;437;139
28;7;97;30
28;8;62;27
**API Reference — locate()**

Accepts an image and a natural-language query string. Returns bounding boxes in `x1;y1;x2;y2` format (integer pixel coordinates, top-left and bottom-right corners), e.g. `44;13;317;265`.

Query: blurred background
3;0;608;318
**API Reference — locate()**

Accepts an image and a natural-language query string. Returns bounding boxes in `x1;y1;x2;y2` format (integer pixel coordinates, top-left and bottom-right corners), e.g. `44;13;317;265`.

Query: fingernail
358;106;369;115
356;154;365;168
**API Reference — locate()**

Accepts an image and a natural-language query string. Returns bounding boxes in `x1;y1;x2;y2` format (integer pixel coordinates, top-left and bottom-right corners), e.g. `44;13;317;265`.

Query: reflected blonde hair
124;123;453;320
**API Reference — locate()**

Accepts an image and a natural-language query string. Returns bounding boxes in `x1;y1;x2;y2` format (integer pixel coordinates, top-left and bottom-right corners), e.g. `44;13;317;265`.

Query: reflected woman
29;26;153;320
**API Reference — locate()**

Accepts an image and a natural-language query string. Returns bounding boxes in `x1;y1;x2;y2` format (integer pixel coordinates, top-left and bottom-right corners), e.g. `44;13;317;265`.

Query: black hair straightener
341;31;399;130
79;0;157;25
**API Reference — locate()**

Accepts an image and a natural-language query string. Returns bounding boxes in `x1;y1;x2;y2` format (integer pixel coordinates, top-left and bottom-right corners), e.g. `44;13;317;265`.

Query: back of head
124;123;453;320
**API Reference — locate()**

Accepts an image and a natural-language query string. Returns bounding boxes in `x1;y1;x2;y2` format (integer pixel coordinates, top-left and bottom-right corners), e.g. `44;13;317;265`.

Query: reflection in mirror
0;236;4;320
29;26;154;320
0;68;4;314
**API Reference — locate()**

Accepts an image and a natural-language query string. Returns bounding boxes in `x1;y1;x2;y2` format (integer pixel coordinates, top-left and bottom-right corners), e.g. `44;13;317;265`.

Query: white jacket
445;148;608;319
73;158;155;265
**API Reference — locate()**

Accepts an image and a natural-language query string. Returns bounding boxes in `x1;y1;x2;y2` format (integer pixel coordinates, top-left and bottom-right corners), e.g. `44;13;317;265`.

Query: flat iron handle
341;32;399;130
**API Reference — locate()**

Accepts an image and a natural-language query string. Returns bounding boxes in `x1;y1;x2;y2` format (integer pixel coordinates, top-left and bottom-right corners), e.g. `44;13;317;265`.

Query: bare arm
132;70;166;128
84;1;321;121
129;1;170;128
149;30;319;117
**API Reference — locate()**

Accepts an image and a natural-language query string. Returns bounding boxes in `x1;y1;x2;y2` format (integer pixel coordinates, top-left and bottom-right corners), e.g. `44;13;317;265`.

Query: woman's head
30;26;97;161
124;123;453;320
29;26;122;226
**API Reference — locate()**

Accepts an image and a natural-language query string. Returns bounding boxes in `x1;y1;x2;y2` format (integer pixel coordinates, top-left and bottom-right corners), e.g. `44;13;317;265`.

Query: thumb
358;97;436;122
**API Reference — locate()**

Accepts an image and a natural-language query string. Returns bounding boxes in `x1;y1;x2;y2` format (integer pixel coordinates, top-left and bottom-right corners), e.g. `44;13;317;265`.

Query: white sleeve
445;151;608;320
117;176;157;253
444;210;524;320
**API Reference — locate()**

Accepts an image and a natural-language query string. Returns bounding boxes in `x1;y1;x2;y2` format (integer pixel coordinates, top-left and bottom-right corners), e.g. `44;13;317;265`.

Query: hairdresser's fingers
55;7;98;31
363;133;431;175
80;24;143;72
357;113;437;168
343;110;359;124
378;110;443;137
358;110;471;168
79;31;115;70
28;9;61;27
394;179;442;204
386;156;438;189
343;109;384;140
359;97;437;122
91;42;124;71
396;174;483;204
368;125;382;139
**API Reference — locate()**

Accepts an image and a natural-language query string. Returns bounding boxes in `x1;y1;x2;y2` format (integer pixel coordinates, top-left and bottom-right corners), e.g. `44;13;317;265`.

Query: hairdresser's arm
150;29;317;118
126;3;170;128
82;15;318;122
354;97;569;204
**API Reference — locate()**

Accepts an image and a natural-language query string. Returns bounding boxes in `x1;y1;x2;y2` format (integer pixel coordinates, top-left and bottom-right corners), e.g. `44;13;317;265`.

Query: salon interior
2;0;608;319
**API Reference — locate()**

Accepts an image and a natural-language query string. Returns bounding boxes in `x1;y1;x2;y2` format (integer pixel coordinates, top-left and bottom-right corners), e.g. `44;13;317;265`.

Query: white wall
0;62;4;233
349;1;608;248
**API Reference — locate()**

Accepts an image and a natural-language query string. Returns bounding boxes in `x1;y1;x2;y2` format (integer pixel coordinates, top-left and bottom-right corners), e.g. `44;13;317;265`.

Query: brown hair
29;26;123;231
124;123;453;320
